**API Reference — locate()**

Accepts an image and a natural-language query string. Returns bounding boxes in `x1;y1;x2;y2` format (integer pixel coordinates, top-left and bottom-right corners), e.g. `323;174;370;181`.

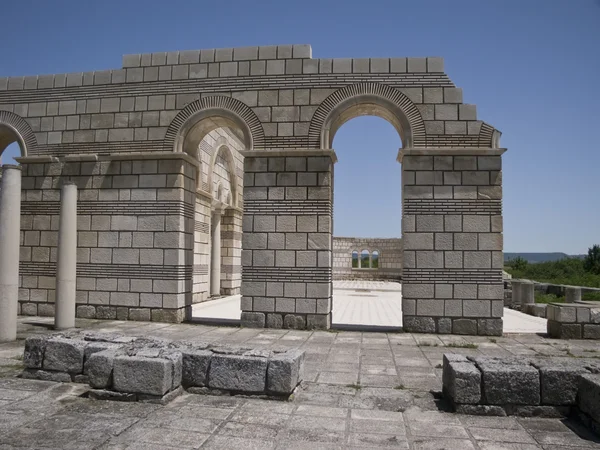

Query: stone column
400;149;506;336
565;286;581;303
0;165;21;342
521;281;535;305
210;208;223;297
55;182;77;330
240;149;336;330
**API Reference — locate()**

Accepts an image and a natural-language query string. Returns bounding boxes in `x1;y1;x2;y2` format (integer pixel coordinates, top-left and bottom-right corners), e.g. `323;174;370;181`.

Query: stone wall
333;237;402;281
1;44;505;332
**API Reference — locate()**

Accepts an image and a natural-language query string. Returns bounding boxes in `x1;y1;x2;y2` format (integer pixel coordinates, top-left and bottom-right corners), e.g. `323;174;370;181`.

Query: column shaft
210;211;222;297
55;182;77;329
0;166;22;342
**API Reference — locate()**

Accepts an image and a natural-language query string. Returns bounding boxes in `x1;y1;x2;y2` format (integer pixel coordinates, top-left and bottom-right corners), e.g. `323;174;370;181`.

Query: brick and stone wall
333;237;402;281
0;44;505;333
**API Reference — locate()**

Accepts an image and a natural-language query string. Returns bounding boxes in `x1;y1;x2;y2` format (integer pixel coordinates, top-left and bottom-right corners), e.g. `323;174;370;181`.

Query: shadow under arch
209;143;239;208
0;110;38;158
163;95;265;154
308;83;426;149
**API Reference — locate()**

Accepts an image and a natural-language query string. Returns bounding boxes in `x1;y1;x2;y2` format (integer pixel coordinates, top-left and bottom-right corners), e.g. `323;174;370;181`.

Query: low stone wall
332;237;402;281
547;302;600;339
442;353;600;429
22;332;304;403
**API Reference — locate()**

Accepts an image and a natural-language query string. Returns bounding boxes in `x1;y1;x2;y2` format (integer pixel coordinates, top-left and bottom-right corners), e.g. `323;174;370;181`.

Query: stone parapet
547;302;600;339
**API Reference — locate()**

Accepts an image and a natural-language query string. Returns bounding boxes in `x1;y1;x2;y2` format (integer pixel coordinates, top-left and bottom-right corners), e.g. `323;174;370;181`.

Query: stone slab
112;355;174;396
208;353;267;393
43;338;86;374
267;350;304;395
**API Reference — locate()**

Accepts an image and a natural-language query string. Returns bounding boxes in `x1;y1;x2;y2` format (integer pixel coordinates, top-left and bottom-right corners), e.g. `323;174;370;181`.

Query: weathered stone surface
505;405;570;418
266;313;283;329
578;373;600;423
43;338;86;374
209;353;267;393
283;314;306;330
85;349;117;389
76;305;96;319
88;389;137;402
477;319;503;336
437;317;452;334
532;360;590;405
403;316;436;333
241;311;266;328
112;355;173;396
23;336;47;369
583;324;600;339
21;368;72;382
180;348;211;387
267;350;305;394
442;354;481;404
455;404;506;416
453;319;477;335
160;350;182;390
478;362;540;405
83;341;122;361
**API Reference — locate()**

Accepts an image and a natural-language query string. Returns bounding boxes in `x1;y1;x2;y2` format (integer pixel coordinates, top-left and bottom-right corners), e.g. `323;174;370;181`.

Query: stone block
578;373;600;423
77;305;96;319
284;314;306;330
442;354;481;404
267;350;305;395
21;369;72;383
479;362;540;405
584;324;600;339
266;313;283;328
23;336;48;369
85;349;117;389
209;354;267;393
403;316;436;333
241;312;266;328
179;348;211;387
478;319;503;336
113;355;173;396
43;338;86;374
531;361;589;405
453;319;478;335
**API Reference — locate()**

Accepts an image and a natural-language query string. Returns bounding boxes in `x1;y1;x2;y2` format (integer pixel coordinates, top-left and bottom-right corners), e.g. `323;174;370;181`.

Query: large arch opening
175;109;246;324
329;109;405;329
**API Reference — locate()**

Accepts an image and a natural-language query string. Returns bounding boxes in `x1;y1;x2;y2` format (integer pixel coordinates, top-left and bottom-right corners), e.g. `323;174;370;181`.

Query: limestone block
442;354;481;404
209;354;267;393
284;314;306;329
531;360;589;405
267;350;305;394
578;373;600;422
403;316;436;333
583;324;600;339
477;319;503;336
23;336;47;369
113;355;173;396
479;362;540;405
266;313;283;328
241;312;266;328
43;338;86;374
85;349;117;389
453;319;478;335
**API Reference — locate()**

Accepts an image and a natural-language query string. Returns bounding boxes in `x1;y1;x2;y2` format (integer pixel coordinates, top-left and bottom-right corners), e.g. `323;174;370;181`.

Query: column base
241;311;331;330
403;316;503;336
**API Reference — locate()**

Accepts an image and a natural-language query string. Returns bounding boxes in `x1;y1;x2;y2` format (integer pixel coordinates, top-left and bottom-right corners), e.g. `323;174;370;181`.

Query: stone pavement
0;317;599;449
192;281;547;333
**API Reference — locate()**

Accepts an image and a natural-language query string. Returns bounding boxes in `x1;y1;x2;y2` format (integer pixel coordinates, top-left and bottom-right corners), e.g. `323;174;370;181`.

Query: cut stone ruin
22;332;304;403
442;353;600;435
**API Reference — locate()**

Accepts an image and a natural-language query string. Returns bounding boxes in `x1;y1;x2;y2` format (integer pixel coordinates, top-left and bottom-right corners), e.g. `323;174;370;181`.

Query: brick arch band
0;110;38;156
308;83;426;149
163;95;266;152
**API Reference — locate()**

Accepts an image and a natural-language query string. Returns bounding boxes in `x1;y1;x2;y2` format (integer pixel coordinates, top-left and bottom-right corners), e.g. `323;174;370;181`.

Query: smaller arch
360;249;370;269
164;95;265;153
308;83;426;149
209;144;238;208
0;110;38;157
351;250;359;268
371;250;380;269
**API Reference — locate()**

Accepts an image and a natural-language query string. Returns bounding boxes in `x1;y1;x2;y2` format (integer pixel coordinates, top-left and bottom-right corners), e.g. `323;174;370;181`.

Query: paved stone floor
0;317;599;449
192;281;547;333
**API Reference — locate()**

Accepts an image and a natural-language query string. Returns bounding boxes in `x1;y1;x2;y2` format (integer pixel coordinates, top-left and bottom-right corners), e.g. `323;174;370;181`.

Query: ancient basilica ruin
0;44;505;336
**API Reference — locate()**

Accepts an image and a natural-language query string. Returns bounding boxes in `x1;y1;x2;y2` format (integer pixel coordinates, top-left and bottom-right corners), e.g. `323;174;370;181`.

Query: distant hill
504;253;585;263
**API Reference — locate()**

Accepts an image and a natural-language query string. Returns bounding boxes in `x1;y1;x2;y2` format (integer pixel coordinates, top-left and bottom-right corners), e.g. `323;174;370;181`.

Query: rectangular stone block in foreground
209;353;268;393
442;353;481;405
578;373;600;424
112;355;174;396
477;360;540;405
532;360;590;406
267;349;304;394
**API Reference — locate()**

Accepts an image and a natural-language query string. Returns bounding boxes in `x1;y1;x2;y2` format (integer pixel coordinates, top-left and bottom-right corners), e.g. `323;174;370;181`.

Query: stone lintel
397;147;507;163
15;156;58;164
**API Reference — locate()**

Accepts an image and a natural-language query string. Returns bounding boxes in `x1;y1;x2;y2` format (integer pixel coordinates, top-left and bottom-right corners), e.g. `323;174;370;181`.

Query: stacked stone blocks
547;302;600;339
401;152;504;335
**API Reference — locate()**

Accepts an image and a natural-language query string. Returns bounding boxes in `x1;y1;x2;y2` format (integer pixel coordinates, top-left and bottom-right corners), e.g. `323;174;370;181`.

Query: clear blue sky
1;0;599;254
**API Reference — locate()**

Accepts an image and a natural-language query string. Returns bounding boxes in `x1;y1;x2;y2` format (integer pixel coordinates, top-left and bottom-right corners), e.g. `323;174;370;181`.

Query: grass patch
435;363;443;369
393;384;405;390
488;338;497;343
346;383;362;390
535;293;564;304
444;342;479;349
12;354;23;361
582;291;600;301
505;257;600;288
417;341;439;347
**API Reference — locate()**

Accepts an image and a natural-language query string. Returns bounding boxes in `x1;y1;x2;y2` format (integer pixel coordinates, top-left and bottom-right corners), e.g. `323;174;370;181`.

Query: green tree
584;245;600;275
508;256;528;271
